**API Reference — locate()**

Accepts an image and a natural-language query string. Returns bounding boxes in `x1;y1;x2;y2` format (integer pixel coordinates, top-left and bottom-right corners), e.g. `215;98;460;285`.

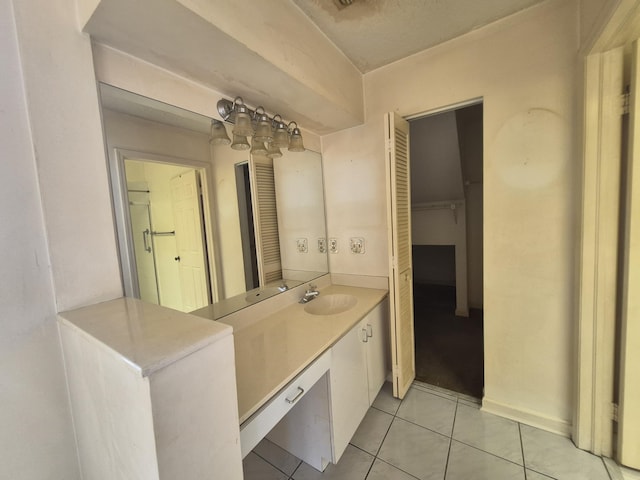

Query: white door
170;170;210;311
618;39;640;470
385;112;415;399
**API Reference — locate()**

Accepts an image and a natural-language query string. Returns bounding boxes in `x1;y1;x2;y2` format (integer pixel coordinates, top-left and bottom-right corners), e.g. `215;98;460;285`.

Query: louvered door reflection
385;112;415;400
251;157;283;286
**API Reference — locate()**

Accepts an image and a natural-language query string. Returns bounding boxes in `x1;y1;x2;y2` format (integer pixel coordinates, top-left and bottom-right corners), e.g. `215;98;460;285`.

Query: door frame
109;148;221;304
401;97;484;393
574;0;640;459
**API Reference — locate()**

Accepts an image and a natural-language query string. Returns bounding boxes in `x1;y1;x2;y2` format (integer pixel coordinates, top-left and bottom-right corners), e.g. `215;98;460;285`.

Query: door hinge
612;402;619;422
385;138;394;152
621;90;631;115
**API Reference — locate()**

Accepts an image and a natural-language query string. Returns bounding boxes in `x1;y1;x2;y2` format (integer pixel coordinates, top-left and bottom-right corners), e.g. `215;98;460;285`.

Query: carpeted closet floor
413;283;484;398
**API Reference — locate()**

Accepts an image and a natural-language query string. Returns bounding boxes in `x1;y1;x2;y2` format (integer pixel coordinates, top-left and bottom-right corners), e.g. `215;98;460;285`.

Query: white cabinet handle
361;328;369;343
366;324;373;338
285;386;304;404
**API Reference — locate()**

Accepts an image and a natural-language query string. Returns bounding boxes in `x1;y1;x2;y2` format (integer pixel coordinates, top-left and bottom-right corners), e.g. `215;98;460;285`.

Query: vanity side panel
59;321;160;480
149;334;243;480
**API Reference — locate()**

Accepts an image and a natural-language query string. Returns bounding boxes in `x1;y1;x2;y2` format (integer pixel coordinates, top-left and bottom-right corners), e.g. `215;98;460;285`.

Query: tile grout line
370;456;423;480
452;437;532;469
442;398;460;479
251;449;300;479
364;388;405;479
602;457;614;480
519;422;528;479
367;388;425;480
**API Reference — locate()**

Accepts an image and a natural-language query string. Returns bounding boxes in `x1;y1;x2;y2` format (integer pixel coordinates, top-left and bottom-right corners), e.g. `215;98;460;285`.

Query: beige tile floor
244;381;615;480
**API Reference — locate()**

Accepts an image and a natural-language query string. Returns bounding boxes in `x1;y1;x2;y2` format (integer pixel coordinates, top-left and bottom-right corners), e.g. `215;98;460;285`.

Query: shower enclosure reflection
100;84;329;318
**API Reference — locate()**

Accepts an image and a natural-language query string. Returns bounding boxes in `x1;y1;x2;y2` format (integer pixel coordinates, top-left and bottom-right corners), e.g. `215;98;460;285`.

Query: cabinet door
330;323;369;462
364;299;389;405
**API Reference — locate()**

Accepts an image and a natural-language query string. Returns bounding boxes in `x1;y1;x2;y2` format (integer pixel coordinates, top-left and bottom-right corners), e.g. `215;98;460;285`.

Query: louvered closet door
250;156;283;286
385;112;415;399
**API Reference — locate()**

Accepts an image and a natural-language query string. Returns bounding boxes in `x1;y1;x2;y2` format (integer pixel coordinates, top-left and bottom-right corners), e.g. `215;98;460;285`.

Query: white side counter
58;297;243;480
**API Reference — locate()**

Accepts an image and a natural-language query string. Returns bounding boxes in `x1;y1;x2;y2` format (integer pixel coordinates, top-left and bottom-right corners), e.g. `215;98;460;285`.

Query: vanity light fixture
253;108;274;144
250;137;268;156
272;115;290;149
231;97;254;137
216;96;305;154
287;122;305;152
266;142;283;159
230;133;250;151
209;119;231;145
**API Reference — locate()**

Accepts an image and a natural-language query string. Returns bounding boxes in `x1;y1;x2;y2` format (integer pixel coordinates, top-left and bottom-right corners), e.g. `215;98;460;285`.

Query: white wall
0;0;81;477
275;150;328;276
322;117;389;277
210;137;251;299
324;0;579;432
12;0;122;312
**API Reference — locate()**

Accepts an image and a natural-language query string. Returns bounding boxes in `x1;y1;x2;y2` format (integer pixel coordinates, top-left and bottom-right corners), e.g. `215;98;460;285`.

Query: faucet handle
308;284;317;291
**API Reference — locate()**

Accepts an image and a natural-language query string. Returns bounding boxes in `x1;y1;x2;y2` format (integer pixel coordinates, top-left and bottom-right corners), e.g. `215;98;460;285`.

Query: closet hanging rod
151;230;175;236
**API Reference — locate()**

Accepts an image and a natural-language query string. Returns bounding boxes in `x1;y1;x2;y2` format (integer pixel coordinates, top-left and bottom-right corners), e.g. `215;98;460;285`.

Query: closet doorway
409;102;484;398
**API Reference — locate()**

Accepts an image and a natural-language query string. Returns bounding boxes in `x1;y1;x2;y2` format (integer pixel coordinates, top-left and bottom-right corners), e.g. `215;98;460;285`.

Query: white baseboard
622;467;640;480
482;397;572;437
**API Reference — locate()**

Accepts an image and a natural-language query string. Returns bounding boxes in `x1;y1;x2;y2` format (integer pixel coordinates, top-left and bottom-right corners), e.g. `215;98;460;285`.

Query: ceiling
291;0;548;72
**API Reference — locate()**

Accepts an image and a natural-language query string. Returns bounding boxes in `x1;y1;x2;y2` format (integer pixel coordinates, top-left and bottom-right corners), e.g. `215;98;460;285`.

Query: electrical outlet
350;237;365;254
296;238;308;253
328;238;338;254
318;238;327;254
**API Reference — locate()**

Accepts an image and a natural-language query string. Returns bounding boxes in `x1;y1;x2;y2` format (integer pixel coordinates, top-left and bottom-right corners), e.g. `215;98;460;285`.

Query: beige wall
324;0;579;432
0;0;606;475
1;0;111;477
322;117;389;277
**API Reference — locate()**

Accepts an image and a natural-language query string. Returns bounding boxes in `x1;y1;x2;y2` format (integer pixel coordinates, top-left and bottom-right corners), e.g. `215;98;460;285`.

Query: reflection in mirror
100;84;329;319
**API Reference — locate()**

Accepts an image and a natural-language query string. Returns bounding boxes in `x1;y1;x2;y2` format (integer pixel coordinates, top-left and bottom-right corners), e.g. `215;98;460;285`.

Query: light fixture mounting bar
217;97;293;128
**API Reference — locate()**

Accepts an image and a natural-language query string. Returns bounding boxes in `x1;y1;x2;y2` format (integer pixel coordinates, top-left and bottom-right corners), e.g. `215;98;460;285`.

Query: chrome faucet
299;284;319;304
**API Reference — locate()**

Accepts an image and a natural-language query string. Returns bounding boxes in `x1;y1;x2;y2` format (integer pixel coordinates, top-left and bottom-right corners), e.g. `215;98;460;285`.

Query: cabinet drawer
240;349;331;458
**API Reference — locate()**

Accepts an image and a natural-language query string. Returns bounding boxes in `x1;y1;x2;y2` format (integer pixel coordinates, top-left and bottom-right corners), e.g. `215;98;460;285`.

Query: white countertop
58;297;233;377
224;284;388;423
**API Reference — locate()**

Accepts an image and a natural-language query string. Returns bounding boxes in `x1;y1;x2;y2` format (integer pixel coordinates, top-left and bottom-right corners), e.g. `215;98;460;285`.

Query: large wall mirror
100;84;329;319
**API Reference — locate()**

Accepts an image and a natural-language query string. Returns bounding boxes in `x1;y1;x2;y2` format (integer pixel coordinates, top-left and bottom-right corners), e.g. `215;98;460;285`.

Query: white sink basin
304;294;358;316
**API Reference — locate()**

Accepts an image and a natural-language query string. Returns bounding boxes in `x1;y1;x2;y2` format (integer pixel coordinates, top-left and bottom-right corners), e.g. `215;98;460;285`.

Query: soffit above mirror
79;0;363;135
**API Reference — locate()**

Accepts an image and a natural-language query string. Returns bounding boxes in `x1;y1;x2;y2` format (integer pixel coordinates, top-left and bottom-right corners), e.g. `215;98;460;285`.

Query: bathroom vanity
58;278;388;479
